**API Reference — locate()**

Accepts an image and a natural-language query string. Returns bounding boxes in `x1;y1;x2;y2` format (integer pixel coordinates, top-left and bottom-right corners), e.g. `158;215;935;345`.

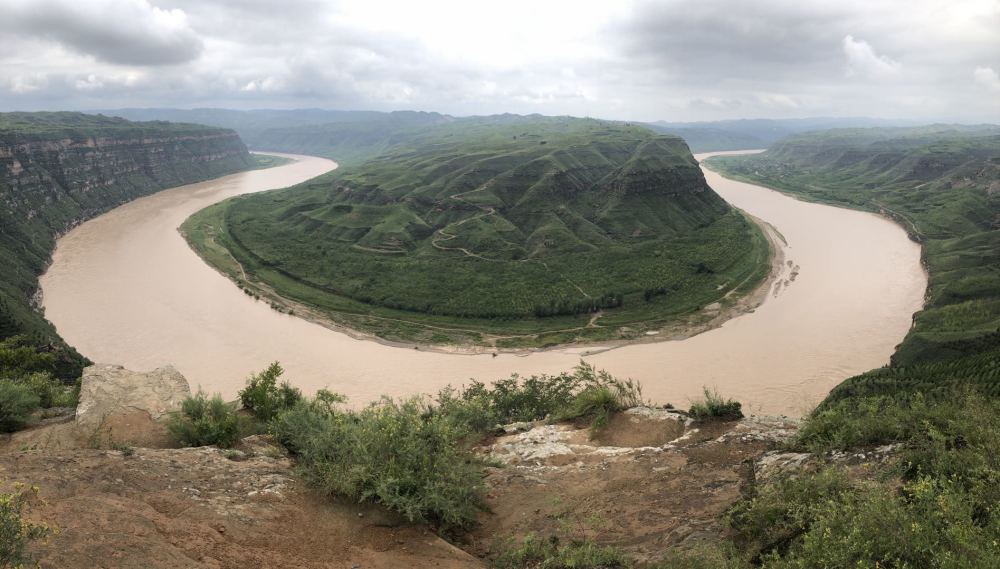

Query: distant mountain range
643;117;920;153
96;108;929;158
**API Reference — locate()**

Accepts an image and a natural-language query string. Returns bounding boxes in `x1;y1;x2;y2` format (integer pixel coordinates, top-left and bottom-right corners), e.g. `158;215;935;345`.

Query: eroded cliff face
0;112;255;374
0;127;252;237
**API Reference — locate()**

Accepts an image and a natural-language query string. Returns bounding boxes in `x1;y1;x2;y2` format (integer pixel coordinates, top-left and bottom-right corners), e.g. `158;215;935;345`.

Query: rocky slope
0;363;829;568
0;112;255;376
2;364;482;568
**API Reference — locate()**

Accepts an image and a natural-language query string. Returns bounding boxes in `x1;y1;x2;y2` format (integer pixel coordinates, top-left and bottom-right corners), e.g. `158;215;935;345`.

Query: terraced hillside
0;112;256;377
709;125;1000;400
185;116;769;348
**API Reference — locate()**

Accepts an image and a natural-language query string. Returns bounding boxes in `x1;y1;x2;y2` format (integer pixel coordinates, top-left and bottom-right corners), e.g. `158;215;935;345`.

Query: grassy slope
184;116;769;348
0;112;256;377
709;124;1000;401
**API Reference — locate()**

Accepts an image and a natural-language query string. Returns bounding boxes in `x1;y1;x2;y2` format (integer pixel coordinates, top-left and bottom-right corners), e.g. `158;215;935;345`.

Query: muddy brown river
40;151;927;416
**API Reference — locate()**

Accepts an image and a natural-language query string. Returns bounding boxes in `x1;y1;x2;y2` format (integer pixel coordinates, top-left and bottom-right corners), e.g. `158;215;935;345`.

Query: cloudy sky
0;0;998;122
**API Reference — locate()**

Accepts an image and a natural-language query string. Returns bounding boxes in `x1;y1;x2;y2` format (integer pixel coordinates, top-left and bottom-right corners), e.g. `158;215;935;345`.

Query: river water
39;151;927;416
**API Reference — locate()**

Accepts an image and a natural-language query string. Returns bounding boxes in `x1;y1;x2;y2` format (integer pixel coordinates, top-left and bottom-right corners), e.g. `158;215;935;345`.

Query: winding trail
40;150;927;416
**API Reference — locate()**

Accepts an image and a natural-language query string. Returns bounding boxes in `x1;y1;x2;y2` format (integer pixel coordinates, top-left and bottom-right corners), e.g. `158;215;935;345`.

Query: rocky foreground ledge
0;365;891;568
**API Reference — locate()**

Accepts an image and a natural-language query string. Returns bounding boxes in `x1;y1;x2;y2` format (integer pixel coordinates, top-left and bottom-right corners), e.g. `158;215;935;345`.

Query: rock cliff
0;112;255;375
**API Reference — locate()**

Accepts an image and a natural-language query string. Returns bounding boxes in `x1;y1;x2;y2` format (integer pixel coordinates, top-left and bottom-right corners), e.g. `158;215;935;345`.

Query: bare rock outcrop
3;364;192;451
470;410;798;561
74;364;192;447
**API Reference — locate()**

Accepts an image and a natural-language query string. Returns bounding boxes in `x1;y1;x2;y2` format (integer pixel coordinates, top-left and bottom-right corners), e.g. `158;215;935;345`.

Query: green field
184;116;770;348
709;124;1000;400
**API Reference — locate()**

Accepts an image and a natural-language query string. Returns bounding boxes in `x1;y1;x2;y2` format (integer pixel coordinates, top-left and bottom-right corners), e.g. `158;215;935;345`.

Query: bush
792;390;990;453
167;391;241;448
0;380;39;433
762;476;1000;569
435;371;582;433
726;468;853;560
272;395;484;531
707;388;1000;568
0;336;55;379
0;483;51;568
688;388;743;421
558;365;643;437
238;362;302;422
21;372;76;409
435;362;643;436
493;536;631;569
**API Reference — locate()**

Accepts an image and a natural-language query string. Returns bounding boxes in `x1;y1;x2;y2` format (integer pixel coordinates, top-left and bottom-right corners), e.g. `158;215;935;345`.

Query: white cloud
8;74;47;94
0;0;203;66
973;66;1000;92
843;35;901;78
0;0;996;121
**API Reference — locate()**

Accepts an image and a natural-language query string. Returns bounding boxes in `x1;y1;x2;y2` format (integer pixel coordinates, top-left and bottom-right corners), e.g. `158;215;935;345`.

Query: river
39;151;927;416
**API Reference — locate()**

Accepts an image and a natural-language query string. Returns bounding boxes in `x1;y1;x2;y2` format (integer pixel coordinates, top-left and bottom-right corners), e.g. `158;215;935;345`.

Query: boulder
75;364;192;448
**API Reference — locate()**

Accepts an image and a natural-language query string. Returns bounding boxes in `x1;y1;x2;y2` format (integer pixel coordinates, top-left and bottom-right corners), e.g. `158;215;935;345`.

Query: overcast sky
0;0;998;122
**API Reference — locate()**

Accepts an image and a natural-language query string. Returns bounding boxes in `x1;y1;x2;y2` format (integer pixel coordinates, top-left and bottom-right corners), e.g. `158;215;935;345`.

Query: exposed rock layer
0;112;254;375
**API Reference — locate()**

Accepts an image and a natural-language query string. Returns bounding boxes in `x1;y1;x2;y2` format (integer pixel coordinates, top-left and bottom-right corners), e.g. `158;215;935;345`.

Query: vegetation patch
0;336;78;432
272;394;485;531
237;361;302;423
688;387;744;421
0;483;52;568
167;391;242;448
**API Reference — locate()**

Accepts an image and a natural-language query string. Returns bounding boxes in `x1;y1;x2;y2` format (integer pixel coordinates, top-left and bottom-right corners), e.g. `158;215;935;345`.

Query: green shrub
715;388;1000;567
792;388;1000;454
0;336;55;379
436;362;643;435
20;372;76;409
493;536;631;569
0;381;39;433
272;395;484;531
167;391;241;448
0;483;51;568
761;476;1000;569
435;370;583;433
688;388;743;421
726;468;853;560
238;362;302;422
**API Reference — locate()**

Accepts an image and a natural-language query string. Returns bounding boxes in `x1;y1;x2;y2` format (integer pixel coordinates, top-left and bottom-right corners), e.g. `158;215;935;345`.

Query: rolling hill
185;115;770;347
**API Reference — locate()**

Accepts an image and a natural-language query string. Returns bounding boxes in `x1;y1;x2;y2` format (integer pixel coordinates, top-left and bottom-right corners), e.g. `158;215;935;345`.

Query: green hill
0;112;256;377
185;115;769;347
709;124;1000;400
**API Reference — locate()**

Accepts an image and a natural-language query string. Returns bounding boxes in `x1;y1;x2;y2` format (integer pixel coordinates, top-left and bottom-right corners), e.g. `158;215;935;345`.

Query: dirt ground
465;408;798;564
0;433;481;569
0;406;798;568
